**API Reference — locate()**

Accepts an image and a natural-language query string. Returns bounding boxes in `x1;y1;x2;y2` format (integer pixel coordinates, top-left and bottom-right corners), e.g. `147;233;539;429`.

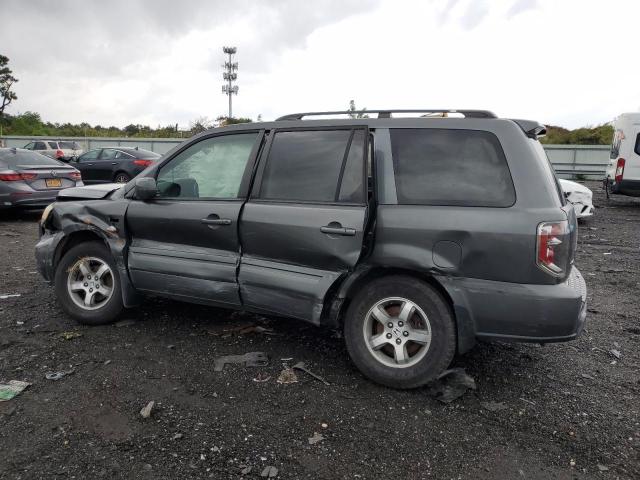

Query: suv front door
239;127;369;323
126;131;262;307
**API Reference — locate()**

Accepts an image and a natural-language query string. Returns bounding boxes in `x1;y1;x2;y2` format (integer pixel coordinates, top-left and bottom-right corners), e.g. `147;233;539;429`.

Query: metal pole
228;51;232;118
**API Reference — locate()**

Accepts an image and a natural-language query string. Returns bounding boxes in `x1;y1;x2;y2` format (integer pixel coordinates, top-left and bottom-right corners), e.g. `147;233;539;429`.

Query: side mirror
134;177;158;201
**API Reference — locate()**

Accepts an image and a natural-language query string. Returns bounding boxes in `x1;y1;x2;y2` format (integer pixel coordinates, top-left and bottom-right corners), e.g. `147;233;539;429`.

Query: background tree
215;116;252;127
0;55;18;117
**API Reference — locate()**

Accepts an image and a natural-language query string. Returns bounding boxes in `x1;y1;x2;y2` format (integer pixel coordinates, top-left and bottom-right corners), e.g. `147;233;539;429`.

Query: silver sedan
0;147;83;210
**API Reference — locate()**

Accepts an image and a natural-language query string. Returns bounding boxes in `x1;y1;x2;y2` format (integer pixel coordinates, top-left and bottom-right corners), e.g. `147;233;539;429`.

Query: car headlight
41;203;56;226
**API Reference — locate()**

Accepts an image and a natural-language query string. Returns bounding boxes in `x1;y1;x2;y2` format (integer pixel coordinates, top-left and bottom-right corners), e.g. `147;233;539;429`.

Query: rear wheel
54;241;124;325
344;275;456;389
114;172;131;183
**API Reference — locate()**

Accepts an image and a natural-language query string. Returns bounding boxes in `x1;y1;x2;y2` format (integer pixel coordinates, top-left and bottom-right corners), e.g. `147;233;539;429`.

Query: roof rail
276;109;498;121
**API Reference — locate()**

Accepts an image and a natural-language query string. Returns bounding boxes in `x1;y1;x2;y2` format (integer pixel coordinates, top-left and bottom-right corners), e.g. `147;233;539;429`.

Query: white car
23;140;84;162
559;179;594;219
605;112;640;197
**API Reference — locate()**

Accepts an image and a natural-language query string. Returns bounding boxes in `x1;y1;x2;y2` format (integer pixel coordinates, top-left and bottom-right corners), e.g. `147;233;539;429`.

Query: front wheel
344;276;456;389
54;241;124;325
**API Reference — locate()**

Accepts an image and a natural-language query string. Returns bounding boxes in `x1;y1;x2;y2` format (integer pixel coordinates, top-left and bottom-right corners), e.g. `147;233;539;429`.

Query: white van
605;113;640;197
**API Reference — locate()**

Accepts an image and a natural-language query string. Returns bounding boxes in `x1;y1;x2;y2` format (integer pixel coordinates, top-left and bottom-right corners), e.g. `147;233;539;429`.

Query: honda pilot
35;109;587;388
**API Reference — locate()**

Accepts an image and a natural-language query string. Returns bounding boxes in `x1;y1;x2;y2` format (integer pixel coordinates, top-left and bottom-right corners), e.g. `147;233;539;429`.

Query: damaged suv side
35;109;587;389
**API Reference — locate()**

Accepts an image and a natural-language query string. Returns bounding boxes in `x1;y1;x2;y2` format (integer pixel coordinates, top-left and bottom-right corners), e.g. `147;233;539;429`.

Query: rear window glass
634;134;640;156
48;141;58;149
127;149;160;159
60;141;81;149
0;150;62;168
390;129;515;207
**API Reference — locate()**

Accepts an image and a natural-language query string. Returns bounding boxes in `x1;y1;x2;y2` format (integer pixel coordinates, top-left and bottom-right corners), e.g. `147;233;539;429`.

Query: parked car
35;109;587;389
605;112;640;198
73;147;161;184
0;147;82;210
559;179;594;219
23;140;83;162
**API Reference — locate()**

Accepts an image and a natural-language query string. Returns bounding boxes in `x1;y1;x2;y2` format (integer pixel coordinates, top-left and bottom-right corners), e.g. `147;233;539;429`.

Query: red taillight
56;149;64;158
615;158;625;183
69;171;82;181
537;220;570;277
0;171;37;181
133;159;153;167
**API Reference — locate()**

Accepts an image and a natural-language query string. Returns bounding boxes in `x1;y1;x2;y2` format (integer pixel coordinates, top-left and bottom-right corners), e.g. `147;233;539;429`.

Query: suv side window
259;129;365;203
23;142;35;150
34;141;46;150
48;141;58;149
156;132;258;199
390;129;515;207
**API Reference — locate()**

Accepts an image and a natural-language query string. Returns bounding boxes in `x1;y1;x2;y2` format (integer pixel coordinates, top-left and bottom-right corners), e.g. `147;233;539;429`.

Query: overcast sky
2;0;638;129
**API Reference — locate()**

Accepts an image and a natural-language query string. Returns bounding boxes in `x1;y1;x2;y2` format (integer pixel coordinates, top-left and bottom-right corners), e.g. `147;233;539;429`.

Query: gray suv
35;109;587;388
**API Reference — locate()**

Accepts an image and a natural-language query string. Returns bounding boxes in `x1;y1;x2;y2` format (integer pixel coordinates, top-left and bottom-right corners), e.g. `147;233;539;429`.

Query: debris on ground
292;361;330;385
597;464;609;472
609;349;622;359
260;465;278;478
240;465;252;475
276;367;298;384
59;331;82;340
45;369;75;381
0;294;21;300
0;380;31;401
308;432;325;445
426;368;476;403
208;323;277;337
172;433;183;440
252;372;272;383
114;319;137;328
140;401;155;419
213;352;268;372
480;401;508;412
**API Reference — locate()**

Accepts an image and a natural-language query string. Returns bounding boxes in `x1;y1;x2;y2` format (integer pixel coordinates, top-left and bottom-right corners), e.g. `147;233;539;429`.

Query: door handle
111;162;117;165
201;218;232;226
320;225;356;236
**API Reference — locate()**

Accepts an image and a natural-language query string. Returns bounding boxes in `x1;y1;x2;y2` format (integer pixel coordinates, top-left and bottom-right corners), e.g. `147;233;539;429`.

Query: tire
344;275;456;389
113;172;131;184
54;241;124;325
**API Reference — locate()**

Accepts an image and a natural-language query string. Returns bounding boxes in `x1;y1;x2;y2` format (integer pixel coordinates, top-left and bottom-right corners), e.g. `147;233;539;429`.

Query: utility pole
222;46;238;119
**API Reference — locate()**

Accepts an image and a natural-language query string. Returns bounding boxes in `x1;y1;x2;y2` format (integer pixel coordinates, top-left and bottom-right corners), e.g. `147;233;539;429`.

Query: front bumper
441;267;587;343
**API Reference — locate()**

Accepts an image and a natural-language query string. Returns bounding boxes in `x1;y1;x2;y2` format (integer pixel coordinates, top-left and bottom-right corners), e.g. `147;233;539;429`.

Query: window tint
33;142;46;150
157;133;257;199
48;141;58;149
390;129;515;207
100;149;118;160
60;141;80;149
634;133;640;156
79;150;100;162
260;129;364;203
115;150;133;159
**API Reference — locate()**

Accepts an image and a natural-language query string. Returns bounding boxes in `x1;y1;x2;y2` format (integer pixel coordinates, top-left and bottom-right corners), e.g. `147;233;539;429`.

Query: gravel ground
0;181;638;480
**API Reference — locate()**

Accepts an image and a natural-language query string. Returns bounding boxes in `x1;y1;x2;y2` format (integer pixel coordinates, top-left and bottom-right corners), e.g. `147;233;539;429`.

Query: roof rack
276;109;498;121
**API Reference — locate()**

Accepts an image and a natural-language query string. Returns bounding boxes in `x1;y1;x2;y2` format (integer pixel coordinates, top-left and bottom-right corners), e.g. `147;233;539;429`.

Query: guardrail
0;135;612;180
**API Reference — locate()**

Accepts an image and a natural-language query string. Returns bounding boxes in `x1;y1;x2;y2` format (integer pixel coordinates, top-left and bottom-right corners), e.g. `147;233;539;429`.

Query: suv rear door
126;131;263;307
238;127;369;323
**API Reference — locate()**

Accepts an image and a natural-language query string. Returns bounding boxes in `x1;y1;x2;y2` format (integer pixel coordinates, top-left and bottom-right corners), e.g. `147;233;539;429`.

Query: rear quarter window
390;129;515;207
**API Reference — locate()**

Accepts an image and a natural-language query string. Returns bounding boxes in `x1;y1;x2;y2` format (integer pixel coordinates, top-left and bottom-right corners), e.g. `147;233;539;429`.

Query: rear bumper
439;267;587;344
610;178;640;196
0;191;60;209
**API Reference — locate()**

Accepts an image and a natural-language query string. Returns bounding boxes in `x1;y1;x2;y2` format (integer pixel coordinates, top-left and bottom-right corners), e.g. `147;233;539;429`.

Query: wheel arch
323;266;476;354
